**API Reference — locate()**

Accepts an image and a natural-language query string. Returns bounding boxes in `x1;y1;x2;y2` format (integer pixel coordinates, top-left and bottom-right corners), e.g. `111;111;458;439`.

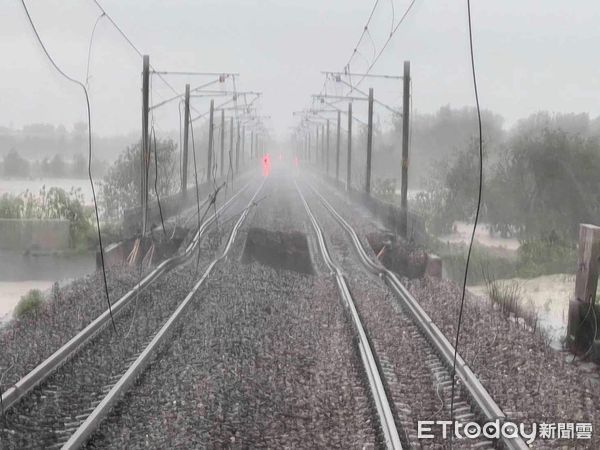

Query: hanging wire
449;0;484;436
85;12;105;87
344;0;380;69
19;0;117;332
151;125;167;237
389;0;396;35
91;0;205;113
348;0;419;91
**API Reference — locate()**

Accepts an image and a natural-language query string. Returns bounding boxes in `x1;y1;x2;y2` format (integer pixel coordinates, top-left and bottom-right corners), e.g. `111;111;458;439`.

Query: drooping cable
85;12;105;87
189;114;202;237
348;0;418;91
344;0;380;69
449;0;484;432
151;126;167;237
91;0;189;107
19;0;117;332
389;0;395;35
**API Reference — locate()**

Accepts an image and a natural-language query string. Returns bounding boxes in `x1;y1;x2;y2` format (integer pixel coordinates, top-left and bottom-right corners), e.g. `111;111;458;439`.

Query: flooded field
440;221;520;253
0;250;95;322
470;273;574;349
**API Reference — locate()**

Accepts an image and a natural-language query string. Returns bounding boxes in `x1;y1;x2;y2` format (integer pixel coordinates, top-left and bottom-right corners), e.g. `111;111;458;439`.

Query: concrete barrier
0;219;70;251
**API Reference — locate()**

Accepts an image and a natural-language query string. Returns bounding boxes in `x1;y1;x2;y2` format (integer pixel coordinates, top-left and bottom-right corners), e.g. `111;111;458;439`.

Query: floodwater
0;178;97;322
470;273;574;349
440;221;520;253
0;178;95;205
0;250;95;322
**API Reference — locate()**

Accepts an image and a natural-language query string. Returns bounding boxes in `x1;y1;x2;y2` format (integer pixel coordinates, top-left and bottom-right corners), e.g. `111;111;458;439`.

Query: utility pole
316;125;319;167
366;87;374;194
305;132;308;160
400;61;410;237
326;119;330;176
336;111;341;182
229;116;234;178
347;102;352;191
220;109;225;178
321;124;325;168
207;100;214;182
241;125;245;165
307;131;311;161
251;130;255;160
181;83;190;198
141;55;150;236
235;120;240;174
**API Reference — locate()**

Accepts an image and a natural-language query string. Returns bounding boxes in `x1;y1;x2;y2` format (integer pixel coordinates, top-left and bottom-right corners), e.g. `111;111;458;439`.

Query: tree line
1;150;108;179
370;107;600;244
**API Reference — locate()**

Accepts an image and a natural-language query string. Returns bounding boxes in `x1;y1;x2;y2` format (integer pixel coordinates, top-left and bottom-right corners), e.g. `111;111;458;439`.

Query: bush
437;243;516;285
100;138;178;221
437;233;577;286
412;188;456;235
14;289;44;319
517;235;577;278
372;178;397;202
0;187;94;249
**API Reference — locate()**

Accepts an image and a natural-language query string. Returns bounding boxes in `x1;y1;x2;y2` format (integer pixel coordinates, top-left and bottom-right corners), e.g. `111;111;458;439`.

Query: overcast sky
2;0;600;139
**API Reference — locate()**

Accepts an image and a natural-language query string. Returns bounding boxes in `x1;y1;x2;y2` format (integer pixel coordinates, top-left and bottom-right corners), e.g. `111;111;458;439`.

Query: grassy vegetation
0;187;97;250
436;236;576;285
482;269;552;344
14;289;44;320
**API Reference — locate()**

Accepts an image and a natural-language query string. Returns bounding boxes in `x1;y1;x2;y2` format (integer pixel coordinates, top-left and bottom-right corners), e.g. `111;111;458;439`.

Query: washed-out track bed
312;174;600;448
85;175;379;448
0;172;253;394
0;179;259;449
298;179;498;449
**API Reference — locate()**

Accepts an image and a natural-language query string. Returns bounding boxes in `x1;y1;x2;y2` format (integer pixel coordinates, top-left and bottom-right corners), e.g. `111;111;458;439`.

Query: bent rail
307;180;528;450
1;178;255;412
295;179;402;450
62;178;266;449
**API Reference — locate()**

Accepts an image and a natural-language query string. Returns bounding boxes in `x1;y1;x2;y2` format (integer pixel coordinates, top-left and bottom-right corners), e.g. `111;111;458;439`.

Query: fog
2;0;600;141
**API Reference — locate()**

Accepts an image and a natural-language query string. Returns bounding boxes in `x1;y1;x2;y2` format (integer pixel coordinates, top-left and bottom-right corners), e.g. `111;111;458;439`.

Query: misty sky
2;0;600;139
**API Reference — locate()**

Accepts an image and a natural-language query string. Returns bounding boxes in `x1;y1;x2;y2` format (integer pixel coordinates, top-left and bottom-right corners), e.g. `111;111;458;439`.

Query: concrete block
425;254;442;279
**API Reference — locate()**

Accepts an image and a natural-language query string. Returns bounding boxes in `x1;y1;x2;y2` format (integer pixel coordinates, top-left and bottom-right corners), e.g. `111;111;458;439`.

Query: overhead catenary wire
348;0;418;92
90;0;204;115
344;0;380;70
449;0;484;437
19;0;117;332
85;12;105;87
303;0;415;137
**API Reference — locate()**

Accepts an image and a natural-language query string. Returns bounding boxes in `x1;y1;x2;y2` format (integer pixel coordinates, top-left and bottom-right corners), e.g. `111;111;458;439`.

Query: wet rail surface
1;173;528;449
85;174;379;448
0;178;263;449
298;175;528;450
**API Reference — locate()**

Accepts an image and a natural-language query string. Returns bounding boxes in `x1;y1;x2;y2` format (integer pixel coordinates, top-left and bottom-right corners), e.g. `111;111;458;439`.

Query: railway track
1;173;531;449
84;174;380;448
299;177;529;450
295;179;402;449
0;178;263;449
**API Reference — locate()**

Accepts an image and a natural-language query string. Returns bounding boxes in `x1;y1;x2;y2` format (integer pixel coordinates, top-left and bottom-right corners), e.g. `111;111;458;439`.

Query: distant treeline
367;107;600;243
0;122;139;171
1;149;107;179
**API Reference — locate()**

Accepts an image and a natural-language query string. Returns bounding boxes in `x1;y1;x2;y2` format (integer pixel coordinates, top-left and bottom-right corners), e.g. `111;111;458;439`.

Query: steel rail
1;178;255;412
63;177;266;449
294;179;402;450
307;179;529;450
